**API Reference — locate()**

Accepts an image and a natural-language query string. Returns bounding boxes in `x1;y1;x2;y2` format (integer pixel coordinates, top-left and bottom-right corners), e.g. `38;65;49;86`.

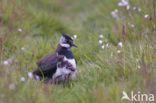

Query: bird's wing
37;52;57;66
33;52;58;77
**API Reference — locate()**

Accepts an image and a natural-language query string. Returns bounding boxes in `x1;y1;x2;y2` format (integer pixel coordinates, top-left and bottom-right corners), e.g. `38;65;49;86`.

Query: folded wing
33;52;58;78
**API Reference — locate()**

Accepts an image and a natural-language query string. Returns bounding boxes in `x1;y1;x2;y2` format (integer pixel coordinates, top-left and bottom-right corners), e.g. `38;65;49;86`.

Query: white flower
126;5;130;10
111;53;113;57
111;9;118;18
133;7;136;10
138;8;141;12
17;28;22;32
20;77;25;82
21;47;25;51
99;40;103;44
118;0;128;6
118;42;123;47
137;65;141;69
114;9;118;12
144;14;148;18
117;50;121;54
128;22;135;28
35;76;40;80
105;43;109;48
131;24;135;28
118;2;125;6
101;45;105;49
99;34;103;38
118;0;130;10
122;0;128;4
73;35;77;39
136;59;139;62
9;83;15;90
28;72;33;79
3;57;13;65
3;61;9;65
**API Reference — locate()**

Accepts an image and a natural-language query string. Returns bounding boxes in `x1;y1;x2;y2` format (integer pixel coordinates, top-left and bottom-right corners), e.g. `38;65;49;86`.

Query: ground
0;0;156;103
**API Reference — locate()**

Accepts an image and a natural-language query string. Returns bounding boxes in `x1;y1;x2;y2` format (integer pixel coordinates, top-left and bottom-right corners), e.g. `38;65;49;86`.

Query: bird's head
59;34;77;48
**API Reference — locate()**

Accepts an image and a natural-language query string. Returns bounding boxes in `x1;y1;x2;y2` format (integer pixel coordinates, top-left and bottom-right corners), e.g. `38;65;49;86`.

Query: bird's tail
32;68;42;80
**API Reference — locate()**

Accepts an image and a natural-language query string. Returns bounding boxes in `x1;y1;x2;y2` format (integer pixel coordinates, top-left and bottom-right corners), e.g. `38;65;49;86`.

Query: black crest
62;33;73;41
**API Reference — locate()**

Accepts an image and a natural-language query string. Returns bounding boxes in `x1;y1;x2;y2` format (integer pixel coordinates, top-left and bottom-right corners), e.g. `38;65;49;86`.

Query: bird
32;34;77;83
52;55;76;85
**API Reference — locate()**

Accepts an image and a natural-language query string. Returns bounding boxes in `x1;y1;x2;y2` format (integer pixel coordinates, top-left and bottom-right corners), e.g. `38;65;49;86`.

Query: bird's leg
55;77;59;84
62;78;65;88
50;76;55;85
55;78;57;84
61;75;66;88
66;74;70;86
50;78;53;85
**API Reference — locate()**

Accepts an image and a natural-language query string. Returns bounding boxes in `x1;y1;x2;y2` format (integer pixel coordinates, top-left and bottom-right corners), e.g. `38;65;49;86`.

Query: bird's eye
67;40;70;44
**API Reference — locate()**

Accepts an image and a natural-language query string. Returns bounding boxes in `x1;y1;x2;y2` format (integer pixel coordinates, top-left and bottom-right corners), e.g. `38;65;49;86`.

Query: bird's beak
71;43;78;48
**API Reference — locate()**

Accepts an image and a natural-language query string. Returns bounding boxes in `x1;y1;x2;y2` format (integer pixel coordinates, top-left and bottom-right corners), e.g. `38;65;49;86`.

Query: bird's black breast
58;47;74;59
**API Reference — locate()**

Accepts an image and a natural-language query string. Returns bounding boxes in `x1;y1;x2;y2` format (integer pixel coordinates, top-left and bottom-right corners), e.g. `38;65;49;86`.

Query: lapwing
33;34;77;83
53;55;76;85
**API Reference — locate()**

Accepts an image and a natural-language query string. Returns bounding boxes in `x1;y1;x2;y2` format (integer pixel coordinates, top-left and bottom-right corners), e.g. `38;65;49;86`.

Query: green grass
0;0;156;103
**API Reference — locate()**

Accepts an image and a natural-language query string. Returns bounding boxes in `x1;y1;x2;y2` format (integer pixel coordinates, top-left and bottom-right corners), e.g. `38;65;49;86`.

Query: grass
0;0;156;103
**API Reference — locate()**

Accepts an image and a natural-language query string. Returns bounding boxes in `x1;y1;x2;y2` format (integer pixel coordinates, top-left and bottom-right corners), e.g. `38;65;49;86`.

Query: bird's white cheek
60;43;70;48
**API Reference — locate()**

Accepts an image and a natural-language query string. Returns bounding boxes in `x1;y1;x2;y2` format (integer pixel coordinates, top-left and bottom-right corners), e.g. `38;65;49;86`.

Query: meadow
0;0;156;103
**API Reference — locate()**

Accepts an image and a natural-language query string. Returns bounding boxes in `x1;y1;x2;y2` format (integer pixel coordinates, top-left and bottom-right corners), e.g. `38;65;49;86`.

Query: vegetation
0;0;156;103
